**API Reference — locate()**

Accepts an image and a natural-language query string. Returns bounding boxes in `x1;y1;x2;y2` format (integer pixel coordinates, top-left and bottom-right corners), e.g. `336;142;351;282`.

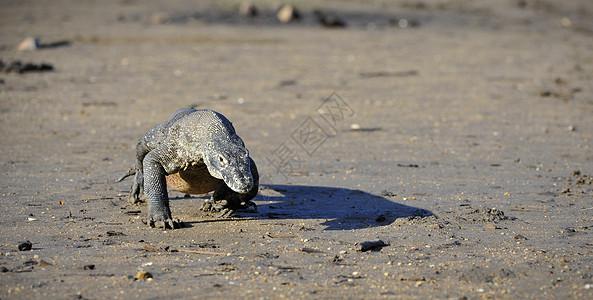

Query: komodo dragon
117;108;259;229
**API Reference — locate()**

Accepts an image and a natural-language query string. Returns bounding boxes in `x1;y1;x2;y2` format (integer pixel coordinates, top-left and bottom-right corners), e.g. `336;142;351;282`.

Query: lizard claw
216;208;234;218
148;218;183;230
129;193;146;205
199;200;213;212
242;201;257;212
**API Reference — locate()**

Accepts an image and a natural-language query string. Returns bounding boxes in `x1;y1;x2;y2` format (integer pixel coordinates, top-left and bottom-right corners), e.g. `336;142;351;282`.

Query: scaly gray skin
125;108;259;229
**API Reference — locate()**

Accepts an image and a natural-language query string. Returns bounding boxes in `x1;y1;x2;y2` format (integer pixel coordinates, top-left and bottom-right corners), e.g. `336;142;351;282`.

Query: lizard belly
165;164;222;195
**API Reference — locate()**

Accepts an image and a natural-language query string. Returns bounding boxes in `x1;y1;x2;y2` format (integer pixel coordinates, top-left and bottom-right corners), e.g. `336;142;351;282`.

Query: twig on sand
297;247;324;253
359;70;418;78
509;209;551;213
266;233;298;238
177;249;227;256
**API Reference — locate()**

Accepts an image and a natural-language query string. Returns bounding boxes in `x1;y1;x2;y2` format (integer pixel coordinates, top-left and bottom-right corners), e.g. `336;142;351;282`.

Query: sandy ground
1;0;593;299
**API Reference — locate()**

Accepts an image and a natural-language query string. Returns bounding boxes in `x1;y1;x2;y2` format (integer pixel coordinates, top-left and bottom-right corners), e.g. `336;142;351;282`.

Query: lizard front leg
143;150;182;229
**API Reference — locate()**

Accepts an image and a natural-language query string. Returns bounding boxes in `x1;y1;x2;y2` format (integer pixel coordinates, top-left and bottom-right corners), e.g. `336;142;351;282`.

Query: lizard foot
199;200;234;218
200;199;257;217
147;218;183;230
129;193;146;205
199;199;229;212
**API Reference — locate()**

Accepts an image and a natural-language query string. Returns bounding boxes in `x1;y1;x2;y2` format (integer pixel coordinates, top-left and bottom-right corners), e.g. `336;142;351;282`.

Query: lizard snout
233;176;253;194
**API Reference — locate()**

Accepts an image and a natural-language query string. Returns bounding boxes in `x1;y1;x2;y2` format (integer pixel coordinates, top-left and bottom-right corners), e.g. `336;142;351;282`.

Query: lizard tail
115;167;136;182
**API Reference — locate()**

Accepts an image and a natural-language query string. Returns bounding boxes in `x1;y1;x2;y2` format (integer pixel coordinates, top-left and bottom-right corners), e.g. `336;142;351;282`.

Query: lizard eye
218;155;227;166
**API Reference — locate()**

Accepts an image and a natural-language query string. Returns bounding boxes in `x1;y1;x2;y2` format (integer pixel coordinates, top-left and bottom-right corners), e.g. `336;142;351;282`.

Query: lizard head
204;136;253;194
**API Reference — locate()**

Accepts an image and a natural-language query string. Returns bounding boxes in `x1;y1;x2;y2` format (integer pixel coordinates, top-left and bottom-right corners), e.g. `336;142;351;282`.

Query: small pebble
135;270;153;280
355;240;387;252
277;5;299;23
561;17;571;28
16;37;38;51
150;12;170;24
514;234;528;241
18;241;32;251
37;260;52;267
239;1;257;17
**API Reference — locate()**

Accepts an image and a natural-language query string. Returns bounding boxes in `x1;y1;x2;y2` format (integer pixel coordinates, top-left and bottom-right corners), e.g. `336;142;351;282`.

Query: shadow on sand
237;184;433;231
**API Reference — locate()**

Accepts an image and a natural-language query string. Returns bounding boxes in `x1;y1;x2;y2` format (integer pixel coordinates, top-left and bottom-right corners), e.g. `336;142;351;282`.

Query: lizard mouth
229;176;253;194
